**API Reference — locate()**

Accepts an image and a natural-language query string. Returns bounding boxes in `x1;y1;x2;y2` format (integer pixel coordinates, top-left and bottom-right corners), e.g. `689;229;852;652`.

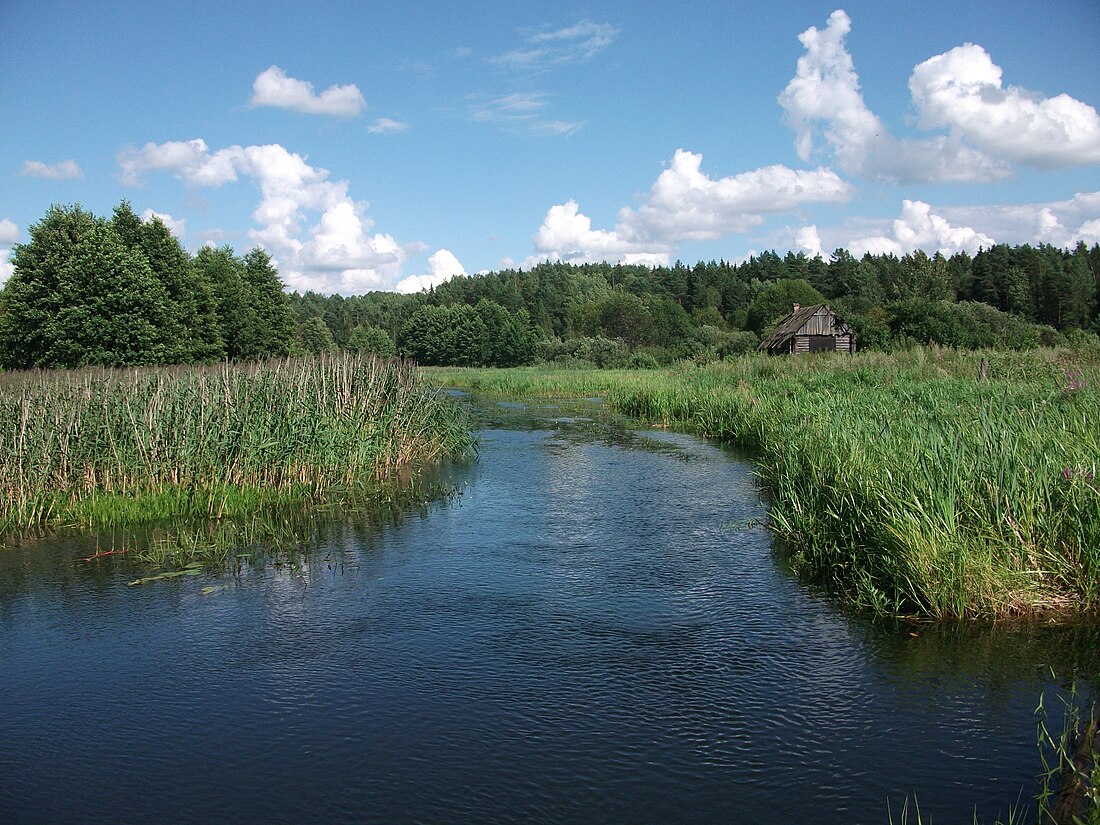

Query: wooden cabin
757;303;856;355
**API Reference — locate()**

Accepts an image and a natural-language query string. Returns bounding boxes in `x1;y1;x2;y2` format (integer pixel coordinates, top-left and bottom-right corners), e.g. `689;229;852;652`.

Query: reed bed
1;352;474;533
436;348;1100;619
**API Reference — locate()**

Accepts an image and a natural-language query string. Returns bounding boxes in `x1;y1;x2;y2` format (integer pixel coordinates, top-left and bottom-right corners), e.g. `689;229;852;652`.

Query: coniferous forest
2;201;1098;371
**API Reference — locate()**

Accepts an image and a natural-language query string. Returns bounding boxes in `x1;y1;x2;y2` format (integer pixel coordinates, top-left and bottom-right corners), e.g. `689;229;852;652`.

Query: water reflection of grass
434;347;1100;620
0;353;474;536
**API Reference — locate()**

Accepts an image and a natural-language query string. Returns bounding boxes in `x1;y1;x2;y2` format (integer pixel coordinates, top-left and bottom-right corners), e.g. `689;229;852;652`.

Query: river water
1;397;1095;824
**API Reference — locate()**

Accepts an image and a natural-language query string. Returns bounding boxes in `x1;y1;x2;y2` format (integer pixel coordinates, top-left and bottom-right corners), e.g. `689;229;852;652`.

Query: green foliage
746;278;827;334
0;204;175;369
297;315;338;354
400;300;533;366
347;325;397;357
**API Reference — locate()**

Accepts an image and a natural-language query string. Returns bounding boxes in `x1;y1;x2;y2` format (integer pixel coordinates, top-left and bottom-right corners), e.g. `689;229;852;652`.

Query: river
0;396;1095;824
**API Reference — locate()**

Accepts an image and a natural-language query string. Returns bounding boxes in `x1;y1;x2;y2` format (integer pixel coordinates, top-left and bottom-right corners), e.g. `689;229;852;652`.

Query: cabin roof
757;303;852;351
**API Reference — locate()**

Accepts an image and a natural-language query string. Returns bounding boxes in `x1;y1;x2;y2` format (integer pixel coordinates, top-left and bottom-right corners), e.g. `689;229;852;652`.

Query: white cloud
468;91;583;136
20;159;84;179
118;138;413;294
368;118;408;134
779;10;1008;183
910;45;1100;169
530;199;670;266
526;149;850;266
140;209;186;238
250;65;366;117
0;254;13;286
794;225;824;258
936;191;1100;249
491;20;618;70
846;199;994;257
0;218;19;244
619;149;852;243
395;249;467;294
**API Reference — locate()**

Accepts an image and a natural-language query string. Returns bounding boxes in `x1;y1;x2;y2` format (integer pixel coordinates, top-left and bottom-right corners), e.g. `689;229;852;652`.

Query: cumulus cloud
936;191;1100;249
530;199;671;266
910;45;1100;168
250;65;366;117
794;225;824;258
779;10;1008;183
846;200;994;257
140;209;186;238
491;20;618;70
21;159;84;179
619;149;852;242
395;249;467;294
368;117;408;134
0;218;19;244
119;138;409;293
527;149;851;265
468;91;583;136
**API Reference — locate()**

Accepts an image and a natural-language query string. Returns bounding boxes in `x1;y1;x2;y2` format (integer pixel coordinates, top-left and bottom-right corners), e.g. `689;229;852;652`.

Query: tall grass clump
437;347;1100;619
1;352;474;533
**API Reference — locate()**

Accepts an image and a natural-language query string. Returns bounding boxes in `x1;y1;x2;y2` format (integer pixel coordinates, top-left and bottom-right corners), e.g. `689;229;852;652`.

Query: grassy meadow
435;347;1100;620
0;352;474;536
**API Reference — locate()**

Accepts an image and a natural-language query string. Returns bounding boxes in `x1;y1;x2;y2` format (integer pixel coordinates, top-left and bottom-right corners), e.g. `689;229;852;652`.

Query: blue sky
3;0;1099;294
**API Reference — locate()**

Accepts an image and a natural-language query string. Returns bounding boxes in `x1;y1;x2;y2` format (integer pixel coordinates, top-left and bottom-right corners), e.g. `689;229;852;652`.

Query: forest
1;201;1098;370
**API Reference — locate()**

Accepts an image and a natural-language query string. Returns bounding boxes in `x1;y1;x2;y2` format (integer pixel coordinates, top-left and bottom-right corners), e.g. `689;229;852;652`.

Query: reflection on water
0;397;1095;825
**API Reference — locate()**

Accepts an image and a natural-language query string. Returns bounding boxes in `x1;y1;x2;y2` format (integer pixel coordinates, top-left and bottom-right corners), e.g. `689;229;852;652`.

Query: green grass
434;347;1100;619
0;352;474;535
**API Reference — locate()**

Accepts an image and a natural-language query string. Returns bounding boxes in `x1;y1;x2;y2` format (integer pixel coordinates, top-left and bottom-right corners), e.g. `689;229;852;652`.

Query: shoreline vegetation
0;352;474;540
433;346;1099;621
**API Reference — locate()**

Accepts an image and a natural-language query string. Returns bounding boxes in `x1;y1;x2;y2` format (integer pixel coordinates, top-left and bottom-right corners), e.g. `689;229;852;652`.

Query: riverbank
0;353;474;536
434;347;1100;620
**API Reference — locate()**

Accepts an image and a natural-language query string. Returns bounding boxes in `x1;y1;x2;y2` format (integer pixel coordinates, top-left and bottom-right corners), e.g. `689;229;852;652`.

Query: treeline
293;244;1100;367
2;201;1098;370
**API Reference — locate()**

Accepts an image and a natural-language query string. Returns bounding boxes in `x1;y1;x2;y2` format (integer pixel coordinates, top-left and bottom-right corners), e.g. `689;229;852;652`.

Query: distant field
435;347;1100;620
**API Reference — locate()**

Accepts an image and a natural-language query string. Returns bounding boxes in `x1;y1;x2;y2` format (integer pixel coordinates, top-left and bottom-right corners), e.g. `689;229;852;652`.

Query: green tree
194;245;252;360
347;325;397;357
745;279;826;334
297;315;337;354
238;247;295;359
0;205;175;369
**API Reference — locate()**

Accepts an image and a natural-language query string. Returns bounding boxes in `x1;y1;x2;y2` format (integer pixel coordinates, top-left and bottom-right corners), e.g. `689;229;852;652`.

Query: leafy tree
297;315;337;354
0;205;175;369
239;247;295;359
347;325;397;357
745;279;826;334
194;245;252;360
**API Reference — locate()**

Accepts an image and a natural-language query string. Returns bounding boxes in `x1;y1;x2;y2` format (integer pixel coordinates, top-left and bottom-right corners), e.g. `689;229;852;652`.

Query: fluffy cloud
119;139;407;293
395;249;467;294
531;199;670;266
20;159;84;179
527;150;851;265
844;200;994;257
910;45;1100;168
779;10;1008;183
250;66;366;117
141;209;186;238
794;224;824;258
0;218;19;244
619;149;851;242
368;118;408;134
936;191;1100;249
491;20;618;70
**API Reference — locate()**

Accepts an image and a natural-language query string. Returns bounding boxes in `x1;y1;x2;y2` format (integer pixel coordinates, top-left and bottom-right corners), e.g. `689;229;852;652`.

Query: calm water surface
1;397;1096;824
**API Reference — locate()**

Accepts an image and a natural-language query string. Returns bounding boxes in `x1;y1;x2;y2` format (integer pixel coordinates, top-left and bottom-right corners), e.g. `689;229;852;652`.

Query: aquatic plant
435;347;1100;619
0;352;474;534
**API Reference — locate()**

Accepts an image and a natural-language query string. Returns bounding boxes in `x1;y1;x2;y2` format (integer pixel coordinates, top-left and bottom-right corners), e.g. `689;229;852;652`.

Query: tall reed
436;348;1100;619
1;353;474;533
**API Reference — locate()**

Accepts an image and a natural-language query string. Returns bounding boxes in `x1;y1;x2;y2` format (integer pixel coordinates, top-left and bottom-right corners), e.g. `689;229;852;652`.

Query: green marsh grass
1;352;474;535
435;348;1100;619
